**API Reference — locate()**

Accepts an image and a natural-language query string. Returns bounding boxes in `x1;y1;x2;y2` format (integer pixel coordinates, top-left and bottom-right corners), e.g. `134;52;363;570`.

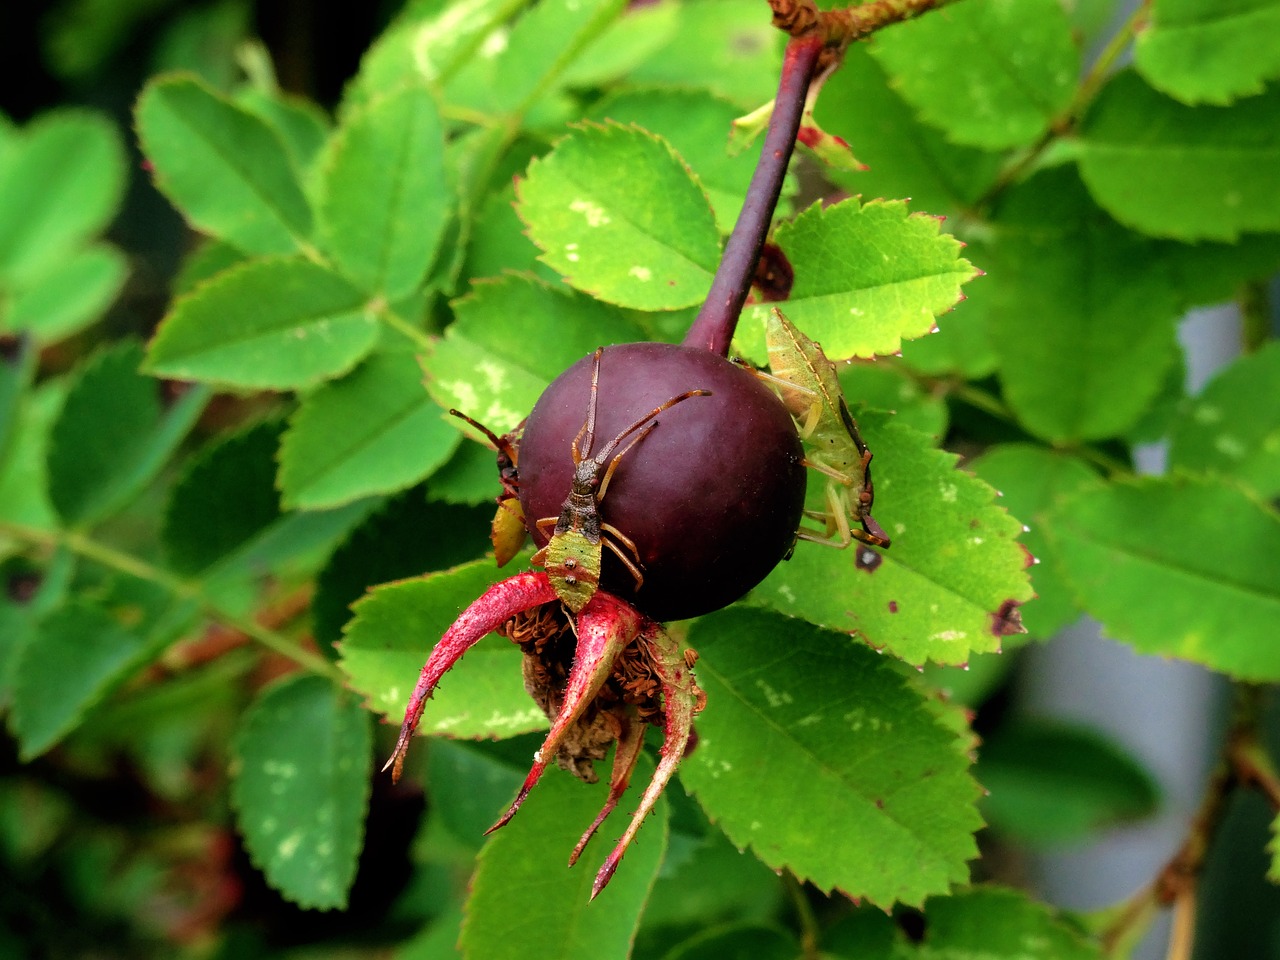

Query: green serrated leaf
441;0;627;123
867;0;1078;149
1169;342;1280;499
984;168;1182;442
756;415;1032;666
558;1;680;88
814;45;1004;217
171;239;248;297
279;351;460;511
339;561;546;738
978;719;1160;847
235;87;331;177
737;198;977;361
9;600;157;759
839;364;949;439
0;109;126;285
4;244;127;344
135;74;313;255
627;0;783;108
348;0;526;105
1079;70;1280;241
162;419;283;575
1046;476;1280;680
46;340;209;528
318;84;449;299
231;674;372;910
147;256;378;390
680;608;981;908
312;490;492;648
0;380;62;529
587;89;764;234
1135;0;1280;105
0;600;35;710
917;886;1103;959
424;273;647;430
516;123;721;310
968;444;1100;639
460;755;666;954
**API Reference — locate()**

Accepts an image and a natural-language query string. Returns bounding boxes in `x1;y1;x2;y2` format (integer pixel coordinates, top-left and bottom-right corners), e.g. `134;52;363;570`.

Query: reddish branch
683;0;966;357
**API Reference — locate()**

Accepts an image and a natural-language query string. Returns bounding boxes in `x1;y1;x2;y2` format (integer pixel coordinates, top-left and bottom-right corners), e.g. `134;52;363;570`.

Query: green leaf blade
756;416;1033;666
1046;476;1280;680
1135;0;1280;105
338;561;547;739
1078;71;1280;241
0;109;126;285
5;244;128;345
279;352;460;511
866;0;1078;149
146;257;378;390
516;123;721;310
135;75;313;255
231;674;372;910
318;85;449;299
738;199;977;361
460;755;666;956
680;608;982;908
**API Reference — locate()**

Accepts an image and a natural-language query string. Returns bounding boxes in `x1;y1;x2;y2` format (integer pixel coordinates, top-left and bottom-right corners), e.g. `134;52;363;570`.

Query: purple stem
682;34;823;357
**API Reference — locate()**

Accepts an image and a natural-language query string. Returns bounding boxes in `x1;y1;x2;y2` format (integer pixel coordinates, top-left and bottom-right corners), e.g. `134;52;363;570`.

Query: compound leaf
756;415;1032;666
279;351;460;511
867;0;1077;149
231;674;372;910
516;123;721;310
1078;70;1280;241
317;84;449;299
339;560;547;739
147;257;378;390
680;608;982;908
460;755;666;956
1045;476;1280;681
1135;0;1280;105
738;198;977;362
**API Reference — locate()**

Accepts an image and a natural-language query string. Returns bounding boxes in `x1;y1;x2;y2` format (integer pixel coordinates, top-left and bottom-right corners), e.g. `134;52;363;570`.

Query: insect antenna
449;408;518;463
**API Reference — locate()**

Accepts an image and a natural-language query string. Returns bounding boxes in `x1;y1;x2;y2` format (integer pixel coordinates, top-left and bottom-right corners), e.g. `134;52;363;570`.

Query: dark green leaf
459;755;666;956
840;364;949;439
135;74;313;254
0;600;34;711
278;351;460;511
146;257;378;390
9;600;157;759
680;608;982;908
0;110;126;285
47;340;209;527
171;239;248;297
318;85;449;299
984;168;1181;442
1169;342;1280;499
737;198;977;361
1046;476;1280;680
424;739;528;848
339;561;546;738
757;415;1033;666
968;444;1101;639
162;419;283;575
1079;71;1280;241
231;674;372;910
0;381;61;529
867;0;1077;149
312;489;492;648
1134;0;1280;105
5;244;127;344
662;924;799;960
978;719;1160;846
517;123;721;310
915;887;1102;959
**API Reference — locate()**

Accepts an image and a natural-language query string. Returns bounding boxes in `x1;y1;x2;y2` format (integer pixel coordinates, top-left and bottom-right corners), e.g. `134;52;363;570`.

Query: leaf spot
754;678;793;708
564;242;579;263
629;265;652;282
277;832;303;861
569;198;611;227
940;483;958;503
1214;434;1246;459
